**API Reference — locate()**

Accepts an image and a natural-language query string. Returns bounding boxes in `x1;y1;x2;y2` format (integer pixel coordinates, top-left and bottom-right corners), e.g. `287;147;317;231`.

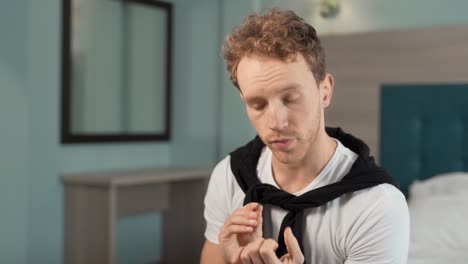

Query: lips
270;138;294;149
272;139;291;144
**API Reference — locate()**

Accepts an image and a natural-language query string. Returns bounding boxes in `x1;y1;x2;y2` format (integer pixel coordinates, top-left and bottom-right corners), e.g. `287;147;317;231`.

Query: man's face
237;53;332;165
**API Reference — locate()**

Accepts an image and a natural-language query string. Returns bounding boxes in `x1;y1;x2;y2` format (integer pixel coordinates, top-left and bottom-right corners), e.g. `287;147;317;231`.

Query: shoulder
210;155;232;181
341;183;408;227
205;154;247;211
340;184;410;263
350;183;407;209
209;146;271;193
207;155;235;200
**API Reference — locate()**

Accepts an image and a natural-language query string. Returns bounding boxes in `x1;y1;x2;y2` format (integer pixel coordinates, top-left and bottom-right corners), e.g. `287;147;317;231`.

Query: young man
201;8;409;264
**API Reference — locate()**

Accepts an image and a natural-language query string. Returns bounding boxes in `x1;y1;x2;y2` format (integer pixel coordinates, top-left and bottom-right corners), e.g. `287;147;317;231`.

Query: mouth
270;138;294;149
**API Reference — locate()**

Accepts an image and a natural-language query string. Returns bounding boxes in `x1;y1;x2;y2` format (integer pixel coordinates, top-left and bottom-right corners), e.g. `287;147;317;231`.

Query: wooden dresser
61;167;211;264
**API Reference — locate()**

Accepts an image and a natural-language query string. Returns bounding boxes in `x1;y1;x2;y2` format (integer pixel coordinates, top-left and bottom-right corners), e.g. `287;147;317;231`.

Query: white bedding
407;172;468;264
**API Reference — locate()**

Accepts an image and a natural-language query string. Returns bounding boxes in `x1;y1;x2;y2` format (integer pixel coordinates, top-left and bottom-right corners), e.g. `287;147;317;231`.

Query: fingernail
250;212;257;218
249;219;257;225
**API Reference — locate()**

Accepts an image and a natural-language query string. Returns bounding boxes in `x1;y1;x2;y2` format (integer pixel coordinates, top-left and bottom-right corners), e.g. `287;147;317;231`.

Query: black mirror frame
60;0;173;144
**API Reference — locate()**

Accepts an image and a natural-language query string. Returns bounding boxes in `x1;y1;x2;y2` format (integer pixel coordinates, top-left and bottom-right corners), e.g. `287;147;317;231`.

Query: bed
380;83;468;264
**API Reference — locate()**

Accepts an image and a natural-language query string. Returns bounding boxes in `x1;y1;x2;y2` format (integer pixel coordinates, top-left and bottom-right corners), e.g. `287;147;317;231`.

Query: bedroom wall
0;2;28;263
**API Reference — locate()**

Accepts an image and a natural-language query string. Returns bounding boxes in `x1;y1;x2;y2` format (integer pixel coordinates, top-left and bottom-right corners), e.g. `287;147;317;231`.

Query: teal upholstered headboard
380;84;468;197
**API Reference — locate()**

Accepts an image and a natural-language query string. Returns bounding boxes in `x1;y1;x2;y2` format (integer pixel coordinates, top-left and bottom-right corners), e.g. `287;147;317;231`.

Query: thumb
284;227;303;260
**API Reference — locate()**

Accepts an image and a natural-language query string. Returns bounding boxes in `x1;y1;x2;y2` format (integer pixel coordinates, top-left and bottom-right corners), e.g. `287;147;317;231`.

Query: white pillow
409;194;468;249
407;173;468;263
408;172;468;203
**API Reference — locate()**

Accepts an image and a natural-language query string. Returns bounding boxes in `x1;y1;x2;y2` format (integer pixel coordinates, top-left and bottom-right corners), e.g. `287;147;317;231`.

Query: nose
268;103;288;131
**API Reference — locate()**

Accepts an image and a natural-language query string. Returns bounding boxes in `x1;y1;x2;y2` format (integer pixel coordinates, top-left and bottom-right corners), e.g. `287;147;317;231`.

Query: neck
271;129;337;193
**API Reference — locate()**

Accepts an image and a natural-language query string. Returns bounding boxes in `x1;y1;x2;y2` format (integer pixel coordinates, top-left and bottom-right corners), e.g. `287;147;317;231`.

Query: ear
320;73;334;108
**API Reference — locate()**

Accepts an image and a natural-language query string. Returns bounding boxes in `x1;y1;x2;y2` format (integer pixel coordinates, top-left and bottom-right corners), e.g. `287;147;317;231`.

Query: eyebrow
244;84;301;103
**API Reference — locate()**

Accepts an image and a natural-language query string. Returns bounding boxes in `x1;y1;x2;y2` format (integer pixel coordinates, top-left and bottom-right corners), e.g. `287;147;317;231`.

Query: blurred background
2;0;468;263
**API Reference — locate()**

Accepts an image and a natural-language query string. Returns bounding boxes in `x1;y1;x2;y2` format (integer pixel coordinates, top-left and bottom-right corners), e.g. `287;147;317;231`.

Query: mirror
61;0;172;143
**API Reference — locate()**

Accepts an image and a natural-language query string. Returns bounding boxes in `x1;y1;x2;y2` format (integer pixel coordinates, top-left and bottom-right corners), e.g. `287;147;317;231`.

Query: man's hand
239;227;305;264
219;202;263;264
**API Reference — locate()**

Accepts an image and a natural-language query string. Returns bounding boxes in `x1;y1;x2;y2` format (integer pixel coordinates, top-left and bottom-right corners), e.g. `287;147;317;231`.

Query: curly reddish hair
222;8;326;89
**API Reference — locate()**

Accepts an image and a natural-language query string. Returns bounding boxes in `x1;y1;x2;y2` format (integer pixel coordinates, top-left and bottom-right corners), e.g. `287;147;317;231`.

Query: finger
244;202;260;211
243;202;261;218
258;239;281;264
241;239;265;264
232;207;259;219
284;227;304;262
220;224;254;240
228;215;259;227
253;205;263;237
256;205;263;229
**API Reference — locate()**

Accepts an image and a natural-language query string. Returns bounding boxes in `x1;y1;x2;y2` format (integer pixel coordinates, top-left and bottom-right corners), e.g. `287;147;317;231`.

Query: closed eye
245;96;267;111
250;102;266;111
284;93;301;104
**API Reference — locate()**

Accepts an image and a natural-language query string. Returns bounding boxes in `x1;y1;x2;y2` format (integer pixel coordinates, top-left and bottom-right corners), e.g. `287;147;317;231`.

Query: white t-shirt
204;139;410;264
